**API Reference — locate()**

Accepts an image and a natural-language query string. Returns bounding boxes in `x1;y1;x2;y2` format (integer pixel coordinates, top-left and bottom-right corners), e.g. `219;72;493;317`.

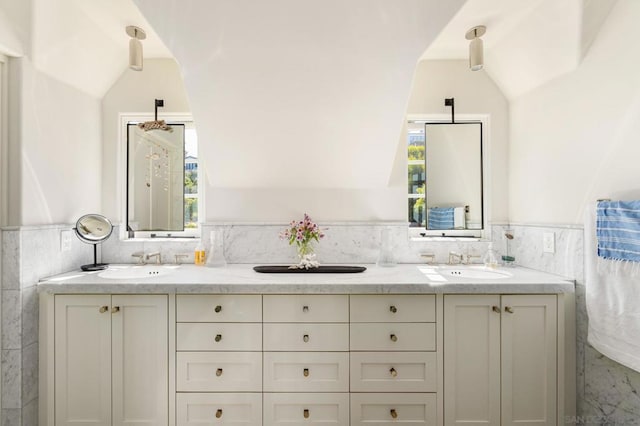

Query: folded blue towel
596;200;640;262
428;207;455;230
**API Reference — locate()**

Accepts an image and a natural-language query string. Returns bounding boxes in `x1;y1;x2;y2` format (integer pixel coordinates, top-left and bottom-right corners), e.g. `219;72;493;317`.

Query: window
407;123;425;227
120;113;201;238
183;123;199;229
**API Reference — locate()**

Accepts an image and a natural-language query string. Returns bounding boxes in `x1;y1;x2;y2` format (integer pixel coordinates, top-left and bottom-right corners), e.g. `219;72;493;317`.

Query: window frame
406;113;491;239
118;113;203;240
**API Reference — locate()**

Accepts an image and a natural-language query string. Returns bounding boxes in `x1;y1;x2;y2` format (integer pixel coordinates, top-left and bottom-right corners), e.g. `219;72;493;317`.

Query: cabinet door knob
492;306;501;313
389;305;397;313
303;368;309;377
215;334;222;342
99;306;108;313
214;305;222;313
505;306;514;314
389;367;397;377
302;305;309;313
303;334;309;343
390;409;398;419
303;409;310;419
111;306;120;314
390;333;398;342
216;368;223;377
215;409;223;418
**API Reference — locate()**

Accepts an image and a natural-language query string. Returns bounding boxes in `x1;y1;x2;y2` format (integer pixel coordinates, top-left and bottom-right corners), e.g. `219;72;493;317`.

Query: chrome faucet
448;251;463;265
146;252;162;264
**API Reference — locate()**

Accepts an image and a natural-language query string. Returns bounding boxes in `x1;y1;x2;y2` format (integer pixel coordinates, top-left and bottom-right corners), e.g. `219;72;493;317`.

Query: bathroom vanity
38;264;575;426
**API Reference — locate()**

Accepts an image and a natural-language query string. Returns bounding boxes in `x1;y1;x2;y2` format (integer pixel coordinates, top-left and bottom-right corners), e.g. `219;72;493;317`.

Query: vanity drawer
263;323;349;351
176;295;261;322
263;352;349;392
176;393;262;426
350;352;437;392
177;323;262;351
176;352;262;392
350;294;436;323
351;393;437;426
263;393;349;426
350;323;436;351
263;295;348;322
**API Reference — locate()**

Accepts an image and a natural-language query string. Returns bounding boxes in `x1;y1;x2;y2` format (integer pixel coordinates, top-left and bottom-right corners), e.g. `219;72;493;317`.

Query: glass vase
292;241;319;269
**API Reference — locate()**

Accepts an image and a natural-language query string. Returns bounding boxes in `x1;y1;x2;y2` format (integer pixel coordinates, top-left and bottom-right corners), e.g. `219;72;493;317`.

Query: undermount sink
439;266;512;280
98;265;180;279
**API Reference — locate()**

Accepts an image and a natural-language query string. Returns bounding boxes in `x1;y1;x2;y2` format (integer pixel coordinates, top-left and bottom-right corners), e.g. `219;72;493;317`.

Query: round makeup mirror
74;214;113;271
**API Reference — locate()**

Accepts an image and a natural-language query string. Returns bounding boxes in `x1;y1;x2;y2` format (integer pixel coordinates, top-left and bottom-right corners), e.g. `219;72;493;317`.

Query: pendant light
465;25;486;71
126;26;146;71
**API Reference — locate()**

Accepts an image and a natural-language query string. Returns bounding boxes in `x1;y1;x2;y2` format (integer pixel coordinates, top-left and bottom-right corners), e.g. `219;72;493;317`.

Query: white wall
509;0;640;224
17;58;102;225
126;0;465;222
102;58;191;222
399;60;510;224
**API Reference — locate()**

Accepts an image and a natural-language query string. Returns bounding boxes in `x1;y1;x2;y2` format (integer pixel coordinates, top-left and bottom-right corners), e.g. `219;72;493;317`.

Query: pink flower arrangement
280;213;325;252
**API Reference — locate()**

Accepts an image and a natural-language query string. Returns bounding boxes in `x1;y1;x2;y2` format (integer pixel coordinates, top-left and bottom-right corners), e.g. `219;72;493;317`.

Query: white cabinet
176;294;263;425
54;294;168;426
443;294;557;426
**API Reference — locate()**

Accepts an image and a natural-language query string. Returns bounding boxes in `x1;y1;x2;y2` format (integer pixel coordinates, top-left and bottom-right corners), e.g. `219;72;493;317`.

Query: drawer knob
303;334;309;343
303;368;309;377
492;306;501;313
390;305;397;313
390;333;398;342
505;306;514;314
302;305;309;312
216;368;223;377
389;367;397;377
214;305;222;313
99;306;108;313
111;306;120;314
303;409;310;419
390;409;398;419
214;334;222;342
216;409;223;418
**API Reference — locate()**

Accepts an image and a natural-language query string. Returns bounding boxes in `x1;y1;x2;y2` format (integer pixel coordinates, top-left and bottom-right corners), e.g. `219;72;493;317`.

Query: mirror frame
119;113;202;240
126;122;186;233
407;114;490;239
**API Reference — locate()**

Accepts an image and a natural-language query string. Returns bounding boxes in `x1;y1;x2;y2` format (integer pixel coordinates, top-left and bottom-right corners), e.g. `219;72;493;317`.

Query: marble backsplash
102;222;494;266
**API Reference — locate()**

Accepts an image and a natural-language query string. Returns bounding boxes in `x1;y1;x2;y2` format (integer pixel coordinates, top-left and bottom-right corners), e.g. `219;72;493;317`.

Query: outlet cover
543;232;555;254
60;230;72;252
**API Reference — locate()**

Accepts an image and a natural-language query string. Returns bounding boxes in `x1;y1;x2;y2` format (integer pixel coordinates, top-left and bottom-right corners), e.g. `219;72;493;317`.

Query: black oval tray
253;265;366;273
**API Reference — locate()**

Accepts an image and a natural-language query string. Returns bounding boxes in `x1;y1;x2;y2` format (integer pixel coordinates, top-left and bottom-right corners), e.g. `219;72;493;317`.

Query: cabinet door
55;295;112;426
444;295;501;426
501;295;557;426
112;295;168;426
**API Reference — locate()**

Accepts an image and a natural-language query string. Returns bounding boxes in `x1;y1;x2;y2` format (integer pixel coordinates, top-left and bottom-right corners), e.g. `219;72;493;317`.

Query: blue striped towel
596;200;640;262
428;207;455;230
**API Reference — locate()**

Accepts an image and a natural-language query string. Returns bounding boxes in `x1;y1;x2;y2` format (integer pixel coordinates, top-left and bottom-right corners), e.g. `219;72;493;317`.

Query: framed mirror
408;118;485;237
425;122;483;233
126;123;185;232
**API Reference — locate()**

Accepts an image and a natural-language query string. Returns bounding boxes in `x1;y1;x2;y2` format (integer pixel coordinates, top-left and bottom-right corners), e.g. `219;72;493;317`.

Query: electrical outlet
543;232;555;254
60;230;72;252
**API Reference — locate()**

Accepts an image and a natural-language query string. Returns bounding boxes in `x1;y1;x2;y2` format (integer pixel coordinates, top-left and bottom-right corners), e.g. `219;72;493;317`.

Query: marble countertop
37;263;575;294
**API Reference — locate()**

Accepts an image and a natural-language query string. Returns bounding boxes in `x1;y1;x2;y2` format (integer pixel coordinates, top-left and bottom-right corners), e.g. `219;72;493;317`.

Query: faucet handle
174;254;189;264
146;252;162;264
131;252;145;264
